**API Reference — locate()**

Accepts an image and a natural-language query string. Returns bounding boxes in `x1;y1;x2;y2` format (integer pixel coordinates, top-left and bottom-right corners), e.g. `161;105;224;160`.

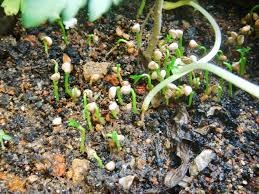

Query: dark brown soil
0;0;258;193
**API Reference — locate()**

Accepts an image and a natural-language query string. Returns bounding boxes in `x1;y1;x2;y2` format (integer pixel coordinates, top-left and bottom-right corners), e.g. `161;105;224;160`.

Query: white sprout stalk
189;1;221;63
141;1;259;116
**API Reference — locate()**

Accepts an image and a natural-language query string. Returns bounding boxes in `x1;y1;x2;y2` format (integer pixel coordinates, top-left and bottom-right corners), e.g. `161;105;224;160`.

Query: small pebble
27;175;39;183
105;161;116;171
52;117;62;125
119;175;135;190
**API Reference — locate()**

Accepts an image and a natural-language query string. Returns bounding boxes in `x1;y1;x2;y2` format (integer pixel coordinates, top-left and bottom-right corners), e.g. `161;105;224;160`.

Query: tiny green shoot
50;59;60;102
236;47;251;76
57;19;68;45
130;74;153;90
0;129;12;150
223;62;233;96
68;119;86;153
87;147;104;168
106;131;121;150
83;92;93;131
64;72;72;96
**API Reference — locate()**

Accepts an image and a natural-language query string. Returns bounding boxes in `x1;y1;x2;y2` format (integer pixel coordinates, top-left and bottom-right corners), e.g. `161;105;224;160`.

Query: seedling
86;34;99;46
109;101;120;119
223;62;233;96
86;147;104;168
0;129;12;150
83;90;93;131
189;39;207;55
120;82;138;113
50;59;60;102
115;64;123;83
57;19;68;45
68;119;86;153
139;0;259;123
137;0;146;18
106;131;121;150
106;38;135;58
71;87;81;102
132;23;141;48
40;35;52;56
130;74;153;90
236;47;251;76
62;55;73;97
87;102;105;125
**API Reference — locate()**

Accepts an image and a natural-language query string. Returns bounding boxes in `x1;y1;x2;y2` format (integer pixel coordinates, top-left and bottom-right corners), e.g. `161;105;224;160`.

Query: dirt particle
119;175;135;190
67;159;90;184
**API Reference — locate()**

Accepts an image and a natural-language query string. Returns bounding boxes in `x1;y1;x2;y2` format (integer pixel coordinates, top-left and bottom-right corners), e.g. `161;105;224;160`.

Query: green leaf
88;0;113;21
3;134;12;141
1;0;21;15
21;0;67;28
130;74;145;84
0;129;12;141
61;0;87;21
68;119;80;128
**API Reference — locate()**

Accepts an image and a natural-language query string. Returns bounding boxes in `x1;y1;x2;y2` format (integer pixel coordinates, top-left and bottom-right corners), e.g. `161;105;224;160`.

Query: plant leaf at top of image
1;0;21;15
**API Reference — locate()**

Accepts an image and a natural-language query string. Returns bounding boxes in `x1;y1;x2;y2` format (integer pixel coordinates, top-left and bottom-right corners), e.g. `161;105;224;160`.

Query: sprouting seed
68;119;86;153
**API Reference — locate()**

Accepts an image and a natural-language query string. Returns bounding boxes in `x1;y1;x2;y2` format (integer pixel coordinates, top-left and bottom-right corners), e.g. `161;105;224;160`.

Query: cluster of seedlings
1;0;258;173
48;53;134;168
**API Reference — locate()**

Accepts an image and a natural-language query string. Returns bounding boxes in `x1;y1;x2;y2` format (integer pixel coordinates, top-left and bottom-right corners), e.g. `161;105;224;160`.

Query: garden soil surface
0;0;258;193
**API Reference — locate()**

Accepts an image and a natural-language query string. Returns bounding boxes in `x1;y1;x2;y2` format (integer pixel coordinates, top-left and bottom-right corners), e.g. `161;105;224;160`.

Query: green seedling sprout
109;101;120;119
0;129;12;150
71;87;81;102
137;0;146;18
86;147;104;168
223;62;233;96
132;23;141;49
115;64;123;83
130;74;153;90
62;55;73;97
140;0;259;123
106;131;121;150
87;102;105;125
106;38;135;58
83;90;93;131
40;35;52;56
116;87;123;105
188;91;194;107
50;59;60;102
130;88;138;114
236;47;251;76
68;119;86;153
85;33;99;46
57;19;68;45
189;39;207;55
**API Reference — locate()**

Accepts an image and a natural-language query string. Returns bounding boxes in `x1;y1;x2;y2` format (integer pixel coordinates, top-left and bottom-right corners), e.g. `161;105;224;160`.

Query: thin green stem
43;40;49;55
95;107;105;125
57;19;68;45
116;87;123;105
136;32;141;49
137;0;146;18
131;89;138;114
53;81;59;101
79;126;86;153
83;93;93;131
116;64;123;83
188;91;194;107
205;70;209;92
93;153;104;168
64;73;72;96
